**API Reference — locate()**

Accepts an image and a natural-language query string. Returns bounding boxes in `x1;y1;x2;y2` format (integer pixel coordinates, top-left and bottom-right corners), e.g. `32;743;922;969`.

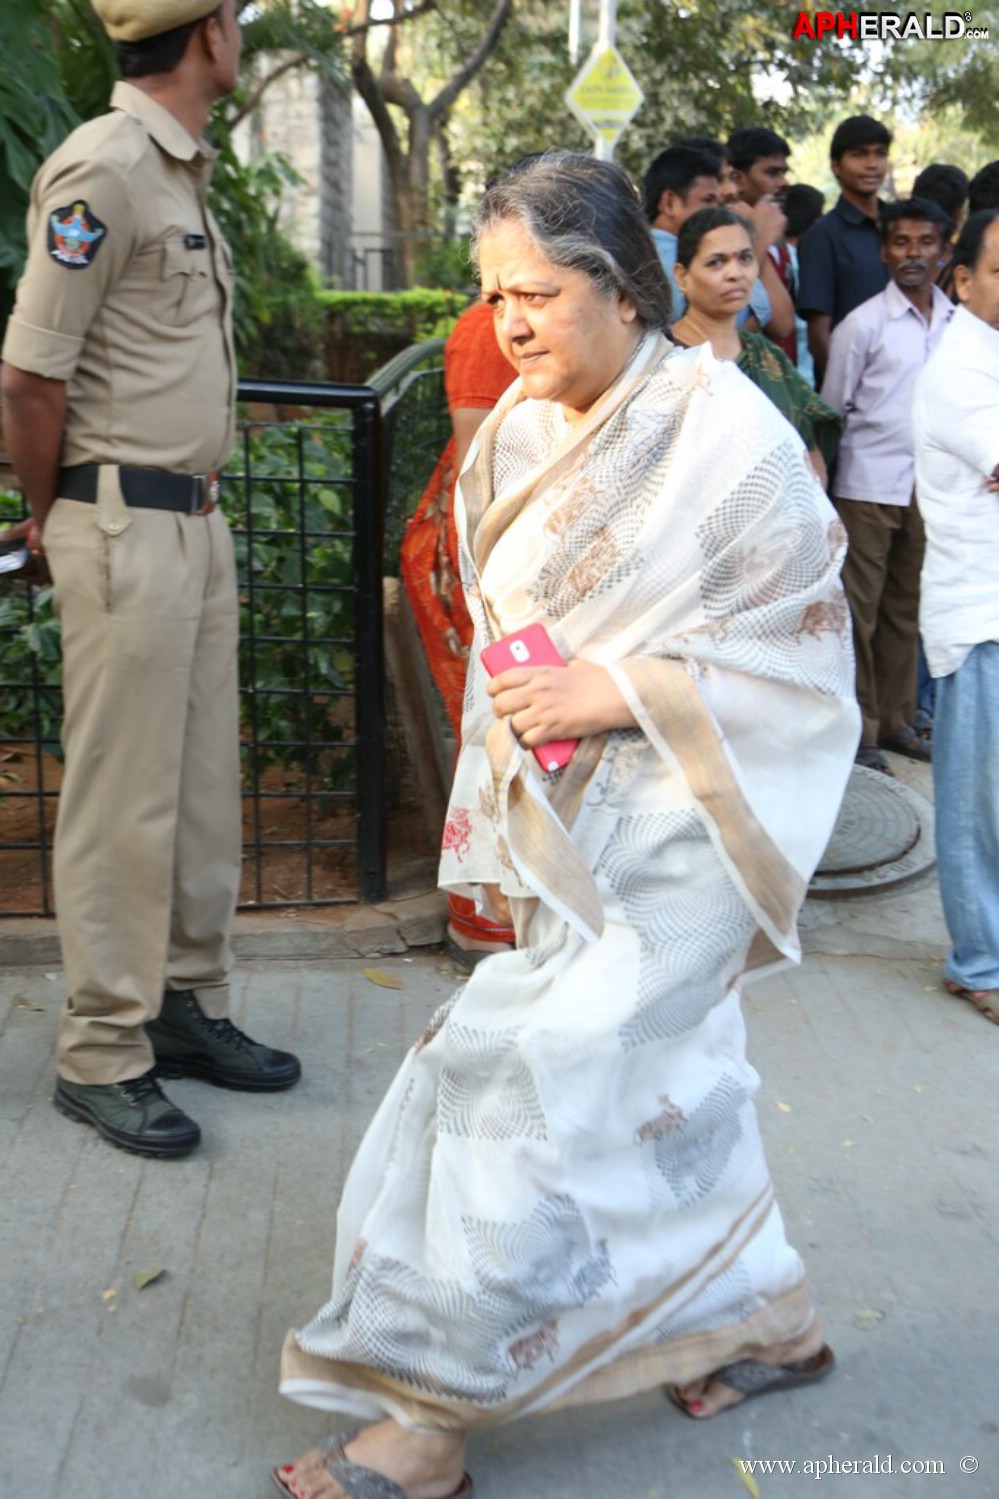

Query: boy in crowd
798;113;893;386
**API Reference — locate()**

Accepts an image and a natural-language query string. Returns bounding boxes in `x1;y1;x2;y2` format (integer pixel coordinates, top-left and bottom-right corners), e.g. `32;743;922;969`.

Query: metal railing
371;339;449;575
0;573;58;917
0;374;423;917
229;379;387;908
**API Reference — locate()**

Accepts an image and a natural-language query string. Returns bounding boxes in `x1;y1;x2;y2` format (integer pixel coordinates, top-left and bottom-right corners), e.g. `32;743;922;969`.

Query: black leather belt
58;463;221;515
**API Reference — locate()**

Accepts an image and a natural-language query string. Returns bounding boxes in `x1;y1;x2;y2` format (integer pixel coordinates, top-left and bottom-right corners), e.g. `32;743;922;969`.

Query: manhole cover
810;764;935;897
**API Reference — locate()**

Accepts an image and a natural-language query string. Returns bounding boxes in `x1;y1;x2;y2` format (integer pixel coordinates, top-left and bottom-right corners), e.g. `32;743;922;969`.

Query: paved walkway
2;760;998;1498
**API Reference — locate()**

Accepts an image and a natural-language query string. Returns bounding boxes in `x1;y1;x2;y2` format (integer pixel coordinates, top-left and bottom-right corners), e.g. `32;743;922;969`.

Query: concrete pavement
2;755;998;1499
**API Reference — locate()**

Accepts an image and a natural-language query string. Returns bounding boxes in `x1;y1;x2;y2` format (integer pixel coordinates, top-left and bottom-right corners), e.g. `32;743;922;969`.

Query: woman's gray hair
471;151;672;330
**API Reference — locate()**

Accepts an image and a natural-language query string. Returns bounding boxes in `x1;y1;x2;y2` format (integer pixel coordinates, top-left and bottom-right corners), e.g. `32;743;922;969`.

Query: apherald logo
792;11;988;40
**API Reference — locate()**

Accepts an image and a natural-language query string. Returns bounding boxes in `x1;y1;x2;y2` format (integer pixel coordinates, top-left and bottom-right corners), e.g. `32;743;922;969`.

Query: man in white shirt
914;208;999;1024
823;198;953;773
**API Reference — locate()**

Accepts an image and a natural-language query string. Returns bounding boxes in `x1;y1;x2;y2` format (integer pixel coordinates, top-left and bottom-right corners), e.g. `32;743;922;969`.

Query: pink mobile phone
480;622;580;773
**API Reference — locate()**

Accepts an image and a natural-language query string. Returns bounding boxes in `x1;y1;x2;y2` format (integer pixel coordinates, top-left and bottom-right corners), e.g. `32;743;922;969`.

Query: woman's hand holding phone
482;625;637;769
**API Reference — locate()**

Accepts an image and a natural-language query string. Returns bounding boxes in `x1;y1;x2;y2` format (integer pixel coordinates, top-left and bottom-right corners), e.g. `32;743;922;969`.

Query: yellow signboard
565;45;644;148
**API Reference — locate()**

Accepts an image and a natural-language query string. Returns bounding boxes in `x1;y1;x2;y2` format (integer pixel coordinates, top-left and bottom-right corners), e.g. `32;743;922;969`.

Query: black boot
147;990;301;1091
54;1071;201;1157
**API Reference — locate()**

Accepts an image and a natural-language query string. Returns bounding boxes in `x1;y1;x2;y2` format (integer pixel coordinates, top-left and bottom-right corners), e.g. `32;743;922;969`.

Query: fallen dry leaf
133;1266;165;1291
776;1100;791;1113
854;1308;885;1330
101;1288;116;1301
15;1000;45;1012
731;1459;761;1498
362;967;404;991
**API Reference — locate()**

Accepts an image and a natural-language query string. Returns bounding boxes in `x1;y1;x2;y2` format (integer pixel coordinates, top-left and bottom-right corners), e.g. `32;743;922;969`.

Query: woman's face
478;218;641;421
674;224;757;319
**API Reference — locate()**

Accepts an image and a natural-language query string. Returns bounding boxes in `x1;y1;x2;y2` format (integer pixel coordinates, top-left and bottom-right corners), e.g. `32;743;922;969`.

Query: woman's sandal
445;937;493;974
667;1343;835;1419
271;1431;475;1499
942;979;999;1026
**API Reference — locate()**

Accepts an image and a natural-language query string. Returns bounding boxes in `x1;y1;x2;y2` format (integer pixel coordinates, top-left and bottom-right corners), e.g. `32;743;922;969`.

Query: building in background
234;62;402;290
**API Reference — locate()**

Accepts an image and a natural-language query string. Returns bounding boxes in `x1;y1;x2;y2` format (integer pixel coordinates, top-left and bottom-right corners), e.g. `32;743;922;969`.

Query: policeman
1;0;301;1158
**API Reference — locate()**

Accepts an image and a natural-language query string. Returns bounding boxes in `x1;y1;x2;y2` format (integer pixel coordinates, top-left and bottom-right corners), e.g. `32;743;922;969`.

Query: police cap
91;0;222;43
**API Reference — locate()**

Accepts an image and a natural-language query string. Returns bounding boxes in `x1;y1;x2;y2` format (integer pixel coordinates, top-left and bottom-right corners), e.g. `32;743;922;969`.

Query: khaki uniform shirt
2;82;236;473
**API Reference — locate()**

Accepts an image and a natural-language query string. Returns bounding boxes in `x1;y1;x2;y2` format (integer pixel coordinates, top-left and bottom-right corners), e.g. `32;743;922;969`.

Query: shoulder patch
47;201;107;268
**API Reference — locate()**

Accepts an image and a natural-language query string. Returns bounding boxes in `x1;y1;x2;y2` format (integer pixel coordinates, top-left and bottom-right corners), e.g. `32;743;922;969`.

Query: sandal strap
713;1357;797;1395
942;979;999;1017
714;1346;832;1396
276;1430;473;1499
323;1444;410;1499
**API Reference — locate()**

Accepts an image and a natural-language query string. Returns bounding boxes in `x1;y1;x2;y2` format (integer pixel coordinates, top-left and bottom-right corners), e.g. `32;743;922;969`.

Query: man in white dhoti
274;152;858;1499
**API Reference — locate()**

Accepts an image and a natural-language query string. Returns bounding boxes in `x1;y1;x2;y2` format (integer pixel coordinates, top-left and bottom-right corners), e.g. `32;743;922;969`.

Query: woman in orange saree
400;302;515;967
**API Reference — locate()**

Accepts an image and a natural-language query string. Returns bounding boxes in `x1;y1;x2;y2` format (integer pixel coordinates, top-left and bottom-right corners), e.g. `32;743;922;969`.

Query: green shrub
0;492;62;748
2;415;362;794
213;146;328;382
227;413;360;792
318;288;470;342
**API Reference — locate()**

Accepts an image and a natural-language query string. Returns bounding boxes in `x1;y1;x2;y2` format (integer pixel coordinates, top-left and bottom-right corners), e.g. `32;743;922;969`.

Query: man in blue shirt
643;145;721;317
643;144;785;335
798;114;893;387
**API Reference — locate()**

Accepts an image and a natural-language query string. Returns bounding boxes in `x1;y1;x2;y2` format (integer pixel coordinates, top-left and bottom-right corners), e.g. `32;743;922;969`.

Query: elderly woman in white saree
275;153;858;1499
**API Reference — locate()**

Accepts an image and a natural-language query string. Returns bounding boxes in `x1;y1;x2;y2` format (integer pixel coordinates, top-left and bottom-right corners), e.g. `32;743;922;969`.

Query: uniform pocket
42;500;110;615
161;236;212;327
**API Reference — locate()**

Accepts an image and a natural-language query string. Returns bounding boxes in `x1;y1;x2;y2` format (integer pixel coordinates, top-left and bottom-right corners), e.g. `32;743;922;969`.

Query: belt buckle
193;472;220;515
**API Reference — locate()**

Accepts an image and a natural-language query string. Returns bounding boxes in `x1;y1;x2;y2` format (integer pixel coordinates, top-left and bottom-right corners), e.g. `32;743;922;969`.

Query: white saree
281;336;859;1430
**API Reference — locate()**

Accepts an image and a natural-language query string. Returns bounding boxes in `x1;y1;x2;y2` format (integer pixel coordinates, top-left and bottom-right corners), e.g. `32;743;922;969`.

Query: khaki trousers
44;472;241;1085
835;495;924;747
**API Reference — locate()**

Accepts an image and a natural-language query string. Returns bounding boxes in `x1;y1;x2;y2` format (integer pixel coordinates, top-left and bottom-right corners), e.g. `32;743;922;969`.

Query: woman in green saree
671;206;841;489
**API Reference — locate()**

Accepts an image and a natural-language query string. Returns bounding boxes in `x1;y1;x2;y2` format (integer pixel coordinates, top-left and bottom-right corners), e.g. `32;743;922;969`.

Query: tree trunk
347;0;512;287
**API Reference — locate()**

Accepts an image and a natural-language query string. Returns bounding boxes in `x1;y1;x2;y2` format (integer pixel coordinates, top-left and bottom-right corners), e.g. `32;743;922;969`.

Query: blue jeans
934;641;999;989
916;641;935;728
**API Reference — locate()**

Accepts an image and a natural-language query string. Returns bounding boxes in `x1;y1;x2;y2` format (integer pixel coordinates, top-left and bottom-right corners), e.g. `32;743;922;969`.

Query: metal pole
594;0;617;160
568;0;582;62
597;0;616;48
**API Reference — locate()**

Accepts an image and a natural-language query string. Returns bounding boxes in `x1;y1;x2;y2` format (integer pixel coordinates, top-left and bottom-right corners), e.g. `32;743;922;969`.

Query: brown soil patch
0;744;436;918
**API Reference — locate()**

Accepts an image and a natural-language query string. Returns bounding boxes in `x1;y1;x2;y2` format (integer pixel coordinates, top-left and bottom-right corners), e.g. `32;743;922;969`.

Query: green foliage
210;143;327;379
0;0;346;374
0;492;62;748
2;411;366;791
317;288;470;340
867;4;999;151
49;0;118;123
237;0;350;72
446;1;588;185
431;0;868;208
210;0;349;374
412;231;477;293
226;415;359;790
0;0;79;328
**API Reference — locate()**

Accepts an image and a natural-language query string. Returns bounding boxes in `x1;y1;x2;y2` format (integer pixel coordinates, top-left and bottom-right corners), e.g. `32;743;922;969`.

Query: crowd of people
638;113;998;785
1;0;998;1492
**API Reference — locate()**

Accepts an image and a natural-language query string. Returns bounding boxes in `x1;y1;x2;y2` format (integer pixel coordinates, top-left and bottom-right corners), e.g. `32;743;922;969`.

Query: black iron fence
0;357;447;919
371;339;448;574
